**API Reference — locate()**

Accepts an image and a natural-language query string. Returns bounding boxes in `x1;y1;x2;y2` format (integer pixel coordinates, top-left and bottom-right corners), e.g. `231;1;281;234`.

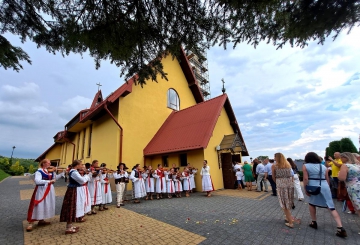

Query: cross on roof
221;78;226;94
96;82;102;91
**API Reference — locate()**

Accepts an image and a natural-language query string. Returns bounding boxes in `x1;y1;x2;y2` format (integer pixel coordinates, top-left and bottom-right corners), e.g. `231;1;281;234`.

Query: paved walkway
1;176;360;244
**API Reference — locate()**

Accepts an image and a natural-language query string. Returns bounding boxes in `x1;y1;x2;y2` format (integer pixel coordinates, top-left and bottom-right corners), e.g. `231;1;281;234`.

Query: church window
180;153;187;167
87;125;92;157
167;89;180;111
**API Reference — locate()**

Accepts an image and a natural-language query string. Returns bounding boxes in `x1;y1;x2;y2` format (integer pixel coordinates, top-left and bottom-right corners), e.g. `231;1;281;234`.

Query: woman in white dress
182;167;192;197
154;164;166;199
173;171;183;197
75;167;90;222
142;165;155;200
99;163;113;210
200;160;214;197
87;160;102;214
190;168;197;192
288;158;304;201
26;159;65;232
165;168;176;198
129;164;147;203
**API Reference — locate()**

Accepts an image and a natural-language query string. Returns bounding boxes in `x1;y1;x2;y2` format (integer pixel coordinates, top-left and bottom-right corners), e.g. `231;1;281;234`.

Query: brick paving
1;176;360;244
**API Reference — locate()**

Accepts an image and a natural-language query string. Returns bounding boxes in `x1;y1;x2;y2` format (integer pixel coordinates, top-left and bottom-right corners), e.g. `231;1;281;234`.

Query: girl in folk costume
26;159;65;232
87;160;102;214
182;167;192;197
188;164;197;192
200;160;214;197
99;163;112;211
173;170;183;197
60;160;89;234
113;163;129;208
75;166;91;223
142;165;155;200
154;164;167;199
165;168;176;198
129;164;147;203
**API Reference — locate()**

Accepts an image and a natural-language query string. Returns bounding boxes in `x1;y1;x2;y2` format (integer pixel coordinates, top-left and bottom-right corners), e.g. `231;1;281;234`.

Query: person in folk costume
113;163;129;208
129;164;147;203
173;169;183;197
87;160;102;214
188;163;197;192
200;160;214;197
26;159;65;232
75;166;91;223
142;165;155;200
182;167;192;197
165;168;176;198
60;160;89;234
154;164;167;199
99;163;112;211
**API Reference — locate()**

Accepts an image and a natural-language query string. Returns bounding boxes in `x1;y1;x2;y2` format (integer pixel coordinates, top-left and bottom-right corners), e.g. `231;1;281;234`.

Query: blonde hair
341;152;358;164
274;153;291;169
40;159;49;167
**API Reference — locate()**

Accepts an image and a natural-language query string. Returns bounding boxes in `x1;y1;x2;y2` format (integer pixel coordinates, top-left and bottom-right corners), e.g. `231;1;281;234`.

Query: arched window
167;89;180;111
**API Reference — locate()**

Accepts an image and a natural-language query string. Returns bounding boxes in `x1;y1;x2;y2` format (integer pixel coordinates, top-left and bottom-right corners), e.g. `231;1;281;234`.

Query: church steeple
90;85;103;109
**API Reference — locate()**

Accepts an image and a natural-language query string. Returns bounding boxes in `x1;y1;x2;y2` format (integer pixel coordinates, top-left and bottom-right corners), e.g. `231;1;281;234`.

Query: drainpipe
104;103;123;163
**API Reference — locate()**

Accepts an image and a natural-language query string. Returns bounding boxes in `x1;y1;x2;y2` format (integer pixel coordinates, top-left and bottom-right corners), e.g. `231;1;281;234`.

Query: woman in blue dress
302;152;347;238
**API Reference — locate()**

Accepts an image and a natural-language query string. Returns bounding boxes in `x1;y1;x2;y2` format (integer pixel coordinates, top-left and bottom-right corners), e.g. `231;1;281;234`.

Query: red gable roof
143;94;248;156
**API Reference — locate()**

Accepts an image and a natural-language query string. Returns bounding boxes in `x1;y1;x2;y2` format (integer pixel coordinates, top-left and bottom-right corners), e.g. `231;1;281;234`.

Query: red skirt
60;187;77;223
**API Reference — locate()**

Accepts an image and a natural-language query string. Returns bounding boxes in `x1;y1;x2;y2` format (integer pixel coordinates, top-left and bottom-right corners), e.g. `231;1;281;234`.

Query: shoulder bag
305;164;322;195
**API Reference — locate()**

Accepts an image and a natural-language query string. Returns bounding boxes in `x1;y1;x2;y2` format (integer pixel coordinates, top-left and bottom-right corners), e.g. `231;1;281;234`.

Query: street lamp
10;146;16;164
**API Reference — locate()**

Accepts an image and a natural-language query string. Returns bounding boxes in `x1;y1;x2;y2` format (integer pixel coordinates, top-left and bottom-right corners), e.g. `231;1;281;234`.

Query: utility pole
10;146;16;165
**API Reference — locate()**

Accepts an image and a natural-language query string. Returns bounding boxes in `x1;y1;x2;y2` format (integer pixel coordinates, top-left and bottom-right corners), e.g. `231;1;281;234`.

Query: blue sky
0;27;359;161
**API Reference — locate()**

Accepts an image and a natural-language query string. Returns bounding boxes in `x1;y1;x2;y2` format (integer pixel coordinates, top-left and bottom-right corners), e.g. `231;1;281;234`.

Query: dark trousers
332;177;339;199
268;175;277;195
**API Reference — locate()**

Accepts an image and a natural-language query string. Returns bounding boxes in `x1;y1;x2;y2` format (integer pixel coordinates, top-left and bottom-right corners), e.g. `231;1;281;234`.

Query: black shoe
336;227;347;238
120;203;125;206
309;221;317;229
271;194;277;196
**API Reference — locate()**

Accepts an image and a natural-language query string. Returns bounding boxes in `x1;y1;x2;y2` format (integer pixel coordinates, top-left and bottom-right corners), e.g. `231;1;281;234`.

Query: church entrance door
221;153;235;189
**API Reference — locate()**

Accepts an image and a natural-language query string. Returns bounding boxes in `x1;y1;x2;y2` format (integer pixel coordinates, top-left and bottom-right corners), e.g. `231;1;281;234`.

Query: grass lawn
0;169;10;181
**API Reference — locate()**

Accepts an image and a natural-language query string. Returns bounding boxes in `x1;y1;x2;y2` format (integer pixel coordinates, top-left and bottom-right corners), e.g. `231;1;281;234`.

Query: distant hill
0;155;37;171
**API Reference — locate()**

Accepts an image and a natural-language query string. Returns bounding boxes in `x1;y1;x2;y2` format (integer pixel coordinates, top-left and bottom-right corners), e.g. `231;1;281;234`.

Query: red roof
143;94;248;156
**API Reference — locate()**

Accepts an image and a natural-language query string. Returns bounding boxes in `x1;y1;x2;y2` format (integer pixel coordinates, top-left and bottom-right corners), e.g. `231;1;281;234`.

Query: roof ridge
174;93;227;113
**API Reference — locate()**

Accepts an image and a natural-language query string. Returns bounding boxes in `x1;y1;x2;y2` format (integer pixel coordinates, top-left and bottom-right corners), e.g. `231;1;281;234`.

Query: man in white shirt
256;161;268;192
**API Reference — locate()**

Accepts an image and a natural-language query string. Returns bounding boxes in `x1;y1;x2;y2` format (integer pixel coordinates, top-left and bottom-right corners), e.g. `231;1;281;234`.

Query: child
235;168;244;190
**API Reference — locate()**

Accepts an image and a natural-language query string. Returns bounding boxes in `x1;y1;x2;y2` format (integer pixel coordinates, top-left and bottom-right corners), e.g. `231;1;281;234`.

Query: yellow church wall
44;144;62;162
119;54;197;168
203;107;235;190
90;106;119;170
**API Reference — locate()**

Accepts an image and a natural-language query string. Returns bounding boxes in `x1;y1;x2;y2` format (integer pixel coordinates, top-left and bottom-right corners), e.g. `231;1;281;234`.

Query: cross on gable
96;82;102;91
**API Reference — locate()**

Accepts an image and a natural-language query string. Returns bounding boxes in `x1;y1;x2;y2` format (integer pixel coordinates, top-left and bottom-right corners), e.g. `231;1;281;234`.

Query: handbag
305;164;322;195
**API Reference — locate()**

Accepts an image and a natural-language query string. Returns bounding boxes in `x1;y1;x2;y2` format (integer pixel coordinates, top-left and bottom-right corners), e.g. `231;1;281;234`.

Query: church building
36;48;249;191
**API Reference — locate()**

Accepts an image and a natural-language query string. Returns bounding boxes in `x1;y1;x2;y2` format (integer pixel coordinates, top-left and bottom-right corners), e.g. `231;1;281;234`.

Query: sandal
76;218;86;223
26;224;33;232
91;211;97;214
309;221;317;229
65;227;78;235
87;211;92;215
285;223;293;228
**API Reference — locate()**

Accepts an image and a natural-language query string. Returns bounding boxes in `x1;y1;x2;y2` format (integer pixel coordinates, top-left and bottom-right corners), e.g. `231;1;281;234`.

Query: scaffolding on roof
186;50;211;100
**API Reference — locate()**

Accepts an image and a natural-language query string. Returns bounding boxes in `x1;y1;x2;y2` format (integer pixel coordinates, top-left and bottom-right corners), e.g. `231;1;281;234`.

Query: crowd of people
239;151;360;238
26;151;360;238
26;159;214;234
